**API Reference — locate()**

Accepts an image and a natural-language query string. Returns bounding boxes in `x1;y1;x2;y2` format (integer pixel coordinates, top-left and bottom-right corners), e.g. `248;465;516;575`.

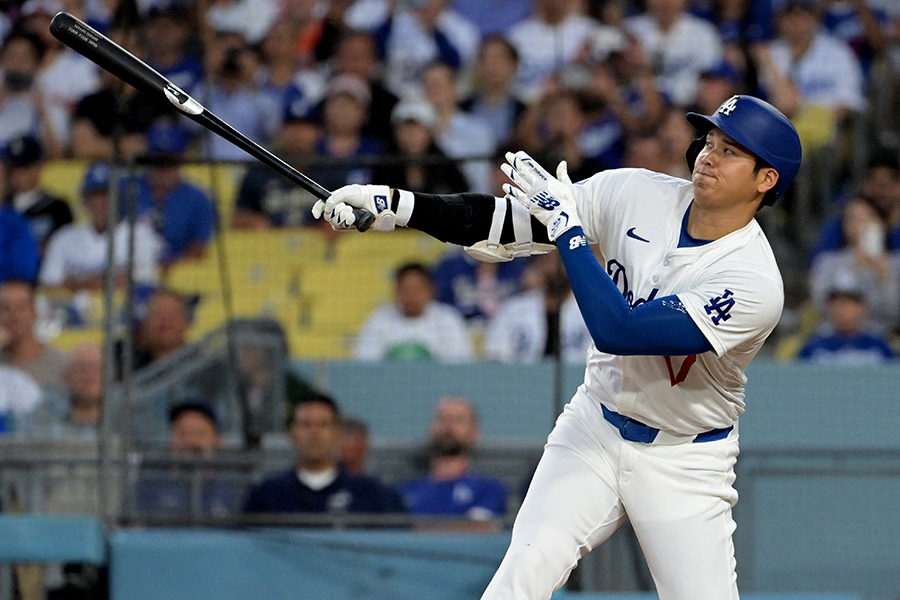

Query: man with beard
398;395;507;520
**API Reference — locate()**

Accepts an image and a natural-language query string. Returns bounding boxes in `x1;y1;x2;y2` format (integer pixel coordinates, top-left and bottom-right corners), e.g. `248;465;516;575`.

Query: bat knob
353;208;376;232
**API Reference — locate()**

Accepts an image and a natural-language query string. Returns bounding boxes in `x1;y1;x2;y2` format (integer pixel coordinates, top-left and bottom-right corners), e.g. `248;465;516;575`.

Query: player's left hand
501;151;582;242
312;184;397;232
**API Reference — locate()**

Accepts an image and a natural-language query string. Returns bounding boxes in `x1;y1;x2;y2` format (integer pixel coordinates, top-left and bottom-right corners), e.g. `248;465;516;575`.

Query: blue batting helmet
685;95;802;206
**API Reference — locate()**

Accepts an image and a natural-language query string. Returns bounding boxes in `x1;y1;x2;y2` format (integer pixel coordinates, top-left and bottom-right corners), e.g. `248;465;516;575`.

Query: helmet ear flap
685;136;706;174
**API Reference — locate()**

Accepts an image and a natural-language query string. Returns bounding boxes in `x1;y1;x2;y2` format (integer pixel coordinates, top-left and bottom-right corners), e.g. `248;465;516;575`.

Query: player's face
692;128;778;211
290;403;340;468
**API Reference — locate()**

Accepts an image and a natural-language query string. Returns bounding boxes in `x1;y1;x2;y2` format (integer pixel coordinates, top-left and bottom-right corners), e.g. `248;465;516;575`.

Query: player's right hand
312;184;398;232
501;151;582;242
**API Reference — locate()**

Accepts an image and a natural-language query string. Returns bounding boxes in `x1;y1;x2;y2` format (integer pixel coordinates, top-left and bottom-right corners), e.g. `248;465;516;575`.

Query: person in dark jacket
244;394;404;515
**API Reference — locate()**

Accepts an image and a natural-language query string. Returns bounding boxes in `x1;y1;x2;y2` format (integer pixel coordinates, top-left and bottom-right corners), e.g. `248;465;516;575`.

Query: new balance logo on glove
533;190;560;210
374;195;388;213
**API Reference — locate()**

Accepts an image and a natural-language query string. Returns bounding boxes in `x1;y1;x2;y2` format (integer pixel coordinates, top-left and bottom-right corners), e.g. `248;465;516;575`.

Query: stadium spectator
232;104;321;229
530;90;606;183
0;202;40;286
798;282;894;364
624;0;723;108
309;74;384;193
576;28;665;170
809;148;900;261
371;98;468;195
0;364;41;434
331;31;399;145
506;0;599;101
70;28;173;160
192;31;280;161
142;4;204;93
398;395;507;520
757;0;865;152
0;31;44;149
23;0;101;156
135;402;244;517
657;105;696;179
3;135;73;253
460;35;527;148
27;342;103;439
131;288;192;372
692;61;744;117
39;163;163;293
483;253;591;364
256;19;321;127
622;130;669;173
0;278;67;390
243;394;404;514
344;0;481;97
339;416;370;476
820;0;889;73
423;61;495;193
809;197;900;334
354;262;474;362
133;123;217;266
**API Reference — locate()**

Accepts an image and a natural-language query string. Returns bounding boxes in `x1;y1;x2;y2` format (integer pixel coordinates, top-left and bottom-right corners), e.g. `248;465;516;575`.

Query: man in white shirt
39;163;163;292
625;0;723;107
354;262;474;362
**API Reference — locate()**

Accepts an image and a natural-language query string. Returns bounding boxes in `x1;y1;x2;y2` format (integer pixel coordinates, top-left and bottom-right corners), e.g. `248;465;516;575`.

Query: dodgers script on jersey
573;168;784;435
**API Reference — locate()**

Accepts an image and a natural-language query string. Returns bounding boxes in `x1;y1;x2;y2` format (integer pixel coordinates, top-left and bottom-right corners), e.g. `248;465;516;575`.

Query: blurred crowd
3;0;900;444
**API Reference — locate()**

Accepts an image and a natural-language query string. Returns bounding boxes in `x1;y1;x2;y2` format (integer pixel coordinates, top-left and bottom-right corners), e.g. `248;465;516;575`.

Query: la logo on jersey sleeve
704;289;735;326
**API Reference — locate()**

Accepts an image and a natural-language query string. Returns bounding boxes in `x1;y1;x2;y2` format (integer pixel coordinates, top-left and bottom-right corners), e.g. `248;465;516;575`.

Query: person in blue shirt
0;203;39;285
133;122;216;266
244;394;404;515
136;402;244;517
798;285;894;365
398;395;507;520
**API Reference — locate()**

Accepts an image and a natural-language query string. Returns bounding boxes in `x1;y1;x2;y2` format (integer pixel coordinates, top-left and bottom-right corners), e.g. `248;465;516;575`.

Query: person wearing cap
132;122;216;266
39;163;163;293
798;282;894;365
372;98;467;195
3;135;72;251
315;94;803;598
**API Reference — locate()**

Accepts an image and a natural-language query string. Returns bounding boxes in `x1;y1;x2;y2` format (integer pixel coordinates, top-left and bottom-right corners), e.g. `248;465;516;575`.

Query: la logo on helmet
718;96;739;116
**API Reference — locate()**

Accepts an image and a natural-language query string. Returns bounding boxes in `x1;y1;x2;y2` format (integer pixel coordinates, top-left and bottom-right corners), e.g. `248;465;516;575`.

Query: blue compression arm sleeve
556;227;714;356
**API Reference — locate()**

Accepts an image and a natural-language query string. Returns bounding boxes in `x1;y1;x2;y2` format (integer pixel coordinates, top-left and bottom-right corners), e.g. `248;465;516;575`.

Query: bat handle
352;208;375;232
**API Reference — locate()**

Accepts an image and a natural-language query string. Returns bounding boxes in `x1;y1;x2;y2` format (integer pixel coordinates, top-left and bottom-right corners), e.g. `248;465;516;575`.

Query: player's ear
756;167;779;196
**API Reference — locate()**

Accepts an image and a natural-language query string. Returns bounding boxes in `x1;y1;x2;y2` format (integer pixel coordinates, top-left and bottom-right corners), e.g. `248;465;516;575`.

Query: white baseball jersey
573;168;784;435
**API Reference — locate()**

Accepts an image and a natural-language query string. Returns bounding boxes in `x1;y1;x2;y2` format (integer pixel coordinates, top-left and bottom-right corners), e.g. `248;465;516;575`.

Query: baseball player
313;95;802;600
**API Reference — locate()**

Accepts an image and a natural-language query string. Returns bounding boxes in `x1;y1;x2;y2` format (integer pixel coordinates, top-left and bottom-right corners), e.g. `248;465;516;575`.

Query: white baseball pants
481;389;740;600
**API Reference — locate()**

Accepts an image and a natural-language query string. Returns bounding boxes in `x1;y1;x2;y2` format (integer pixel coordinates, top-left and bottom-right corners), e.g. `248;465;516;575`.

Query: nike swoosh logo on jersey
626;228;650;243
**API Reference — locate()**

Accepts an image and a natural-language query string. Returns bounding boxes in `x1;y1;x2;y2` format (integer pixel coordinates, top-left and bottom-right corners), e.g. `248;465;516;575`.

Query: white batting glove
311;184;396;232
501;151;581;242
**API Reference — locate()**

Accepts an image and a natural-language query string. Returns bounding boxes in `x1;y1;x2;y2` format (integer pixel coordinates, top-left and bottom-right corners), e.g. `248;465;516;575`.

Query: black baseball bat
49;11;375;232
